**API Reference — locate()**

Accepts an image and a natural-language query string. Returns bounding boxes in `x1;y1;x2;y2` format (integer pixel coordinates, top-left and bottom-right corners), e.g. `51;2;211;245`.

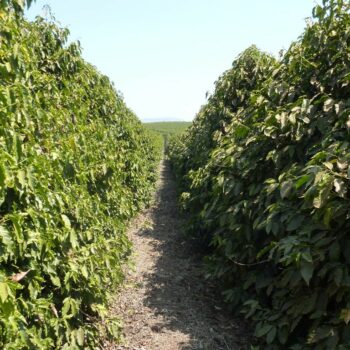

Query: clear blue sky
26;1;316;122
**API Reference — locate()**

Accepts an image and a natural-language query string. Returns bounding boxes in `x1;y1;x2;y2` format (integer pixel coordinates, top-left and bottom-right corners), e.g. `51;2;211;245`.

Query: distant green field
144;121;191;150
144;121;191;136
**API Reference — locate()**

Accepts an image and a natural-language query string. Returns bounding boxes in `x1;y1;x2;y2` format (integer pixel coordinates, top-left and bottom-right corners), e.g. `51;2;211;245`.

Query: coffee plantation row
169;0;350;349
0;1;162;348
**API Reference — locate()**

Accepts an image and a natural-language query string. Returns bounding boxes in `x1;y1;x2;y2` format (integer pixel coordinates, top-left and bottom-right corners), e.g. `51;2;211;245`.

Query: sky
26;1;316;122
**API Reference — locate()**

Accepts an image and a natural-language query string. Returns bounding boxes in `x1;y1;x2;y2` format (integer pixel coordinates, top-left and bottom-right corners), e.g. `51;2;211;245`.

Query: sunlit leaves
169;0;350;348
0;7;162;349
0;282;9;302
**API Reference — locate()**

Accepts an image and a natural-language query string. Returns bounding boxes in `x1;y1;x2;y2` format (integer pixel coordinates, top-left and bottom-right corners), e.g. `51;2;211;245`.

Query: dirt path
107;161;247;350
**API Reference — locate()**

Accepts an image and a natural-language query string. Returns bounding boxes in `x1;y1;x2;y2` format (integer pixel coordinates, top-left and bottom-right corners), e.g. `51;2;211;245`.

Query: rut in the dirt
106;161;247;350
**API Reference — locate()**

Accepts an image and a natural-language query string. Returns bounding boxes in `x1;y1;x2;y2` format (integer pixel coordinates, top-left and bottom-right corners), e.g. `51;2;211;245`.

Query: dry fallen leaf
10;270;30;282
51;304;59;318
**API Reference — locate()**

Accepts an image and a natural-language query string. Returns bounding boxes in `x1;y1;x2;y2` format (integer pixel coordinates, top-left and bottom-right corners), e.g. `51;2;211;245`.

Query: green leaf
61;214;71;229
280;181;293;199
278;326;289;344
17;170;26;187
295;175;310;189
313;5;325;18
286;215;303;231
266;326;277;344
313;181;332;209
69;231;78;248
50;275;61;288
76;328;84;346
62;298;71;317
255;323;273;337
300;261;314;286
0;226;13;247
0;282;9;303
0;164;6;187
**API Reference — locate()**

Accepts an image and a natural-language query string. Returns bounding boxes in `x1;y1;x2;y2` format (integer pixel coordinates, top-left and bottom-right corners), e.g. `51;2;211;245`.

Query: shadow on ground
137;161;248;350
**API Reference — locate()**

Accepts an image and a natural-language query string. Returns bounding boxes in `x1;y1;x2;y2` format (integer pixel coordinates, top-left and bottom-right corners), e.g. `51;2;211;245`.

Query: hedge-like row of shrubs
0;2;162;348
169;1;350;348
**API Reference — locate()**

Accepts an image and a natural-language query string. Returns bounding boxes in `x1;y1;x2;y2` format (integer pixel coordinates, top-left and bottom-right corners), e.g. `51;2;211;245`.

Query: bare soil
106;161;248;350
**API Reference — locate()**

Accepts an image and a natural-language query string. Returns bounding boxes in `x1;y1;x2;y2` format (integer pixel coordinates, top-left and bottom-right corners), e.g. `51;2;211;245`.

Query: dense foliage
0;2;162;349
169;1;350;348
